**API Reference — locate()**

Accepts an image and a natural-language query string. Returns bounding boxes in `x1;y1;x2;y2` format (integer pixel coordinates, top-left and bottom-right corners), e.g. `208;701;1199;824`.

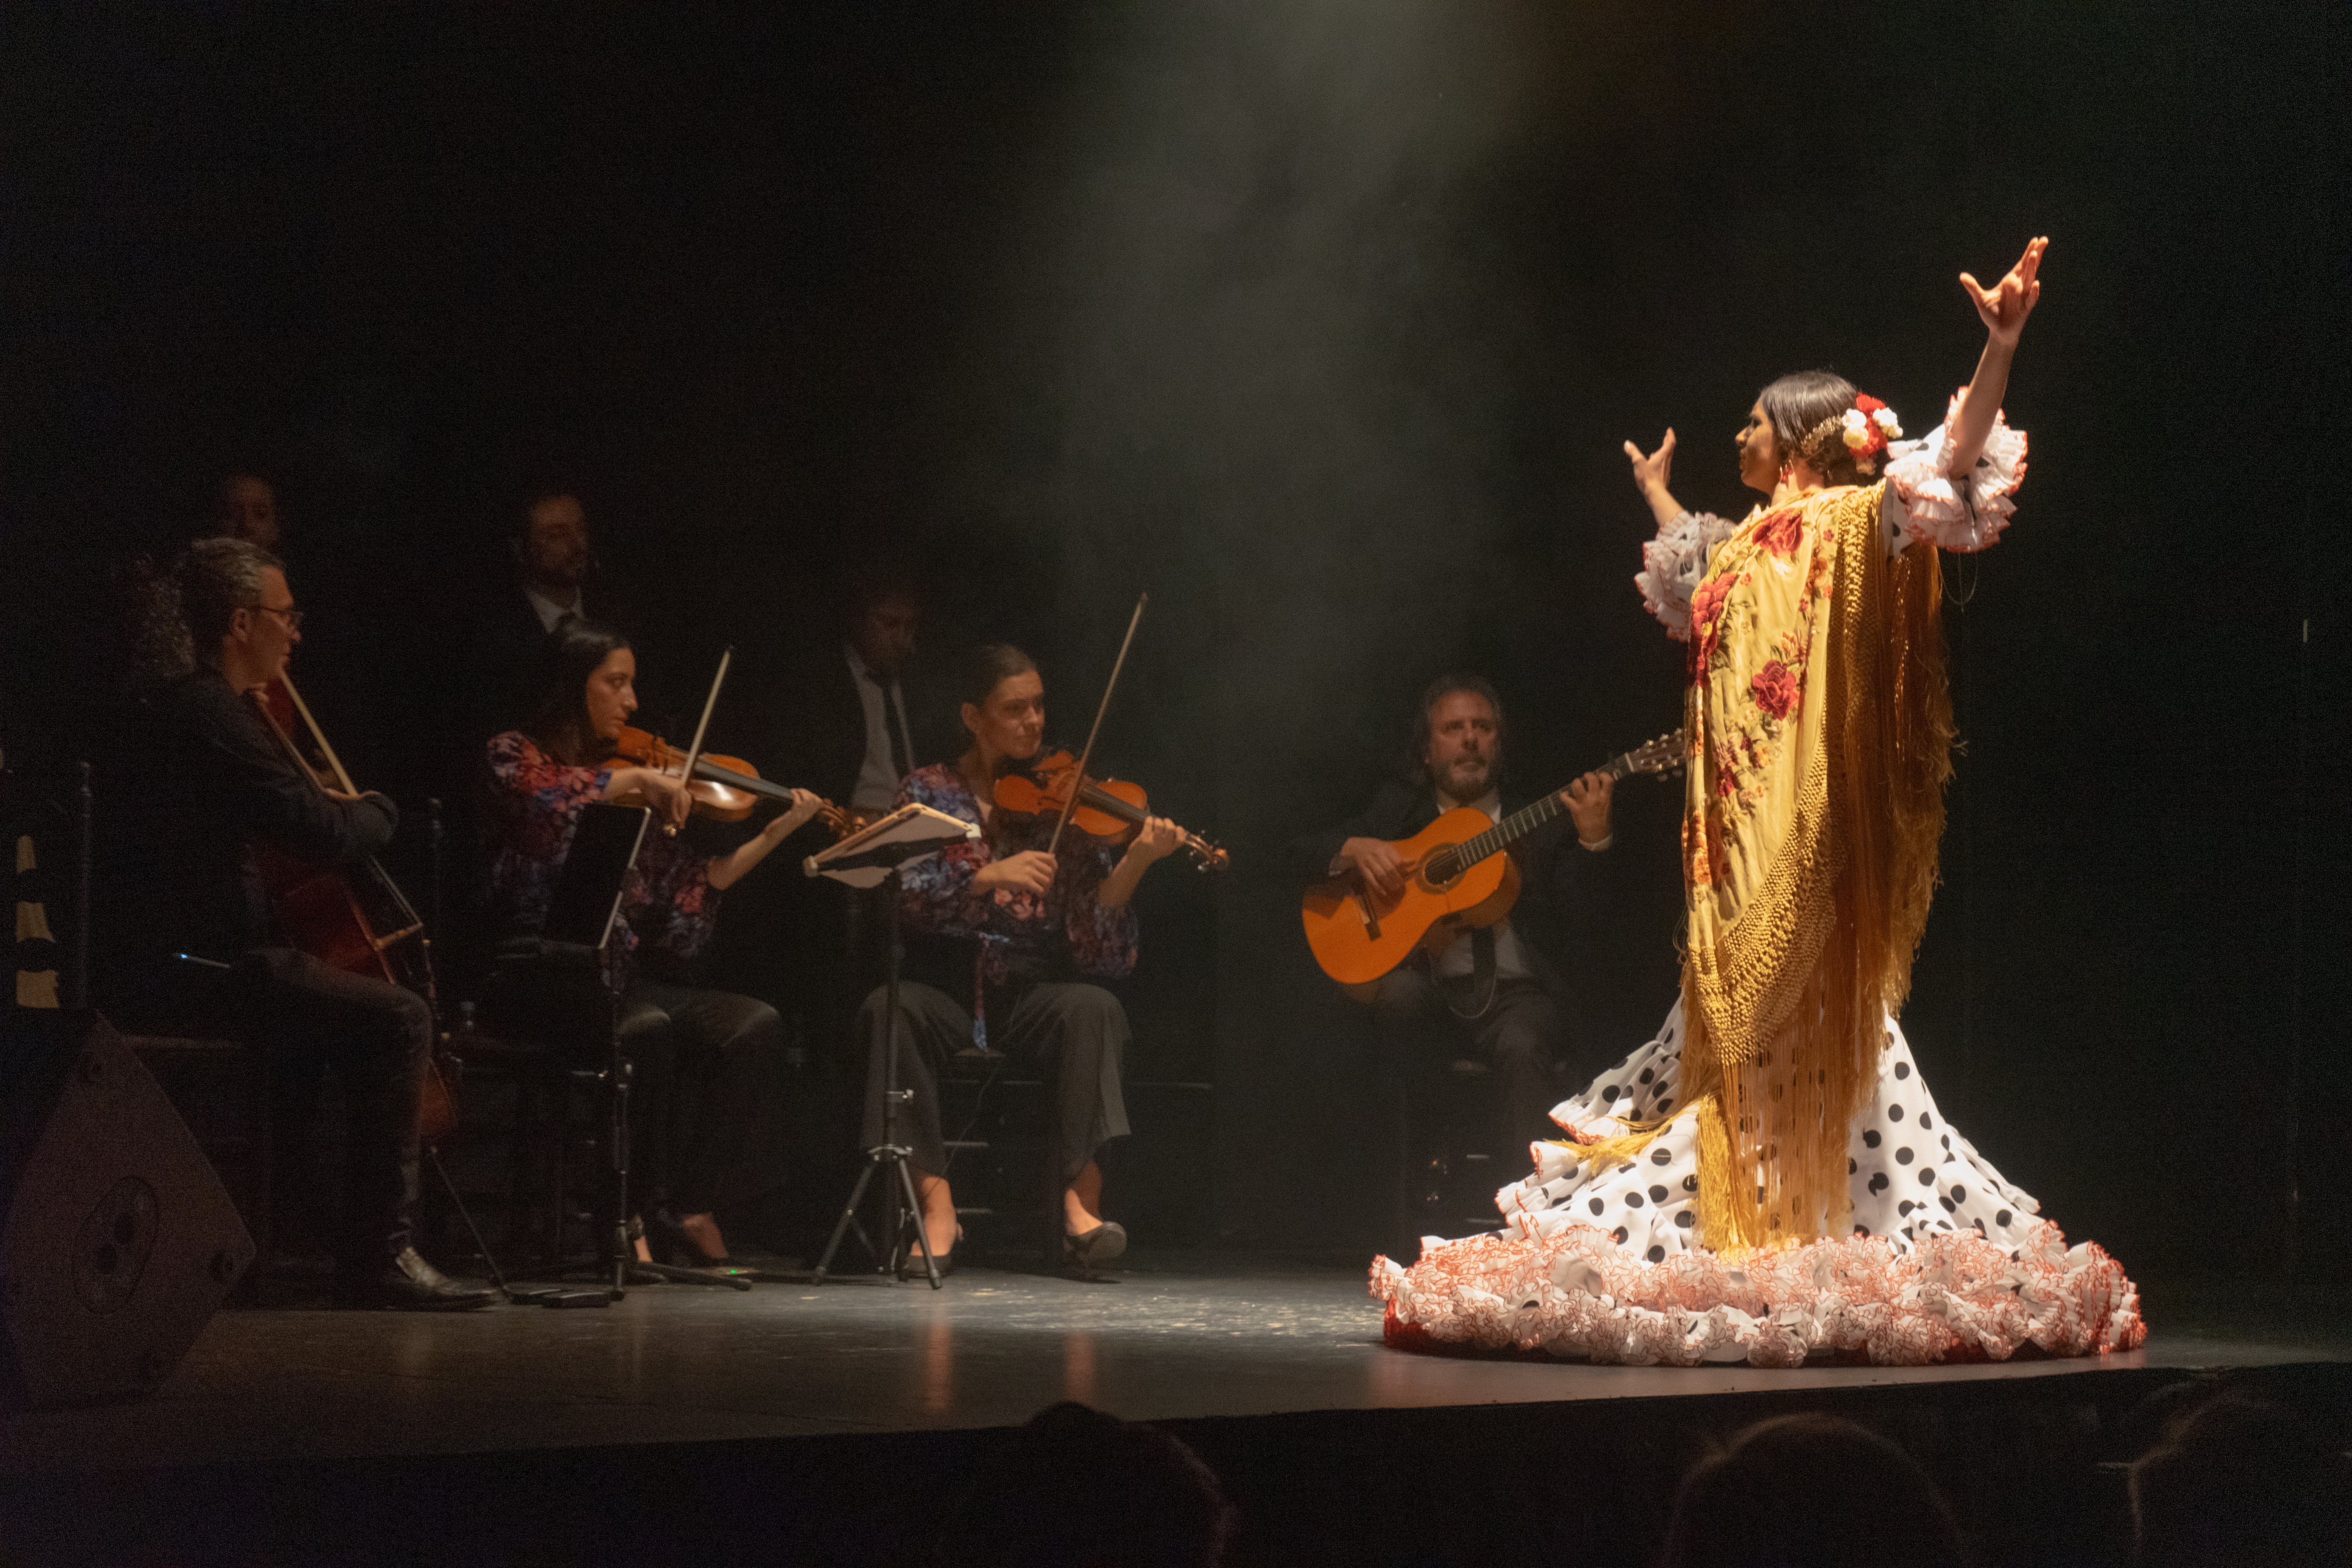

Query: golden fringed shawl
1668;485;1955;1255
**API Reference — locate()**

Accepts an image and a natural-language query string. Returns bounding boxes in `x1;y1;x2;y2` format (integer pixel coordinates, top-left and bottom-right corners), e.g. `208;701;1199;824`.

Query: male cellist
102;537;495;1309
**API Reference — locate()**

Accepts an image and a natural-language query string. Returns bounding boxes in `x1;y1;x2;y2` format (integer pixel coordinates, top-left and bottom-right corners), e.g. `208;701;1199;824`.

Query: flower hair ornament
1796;394;1903;477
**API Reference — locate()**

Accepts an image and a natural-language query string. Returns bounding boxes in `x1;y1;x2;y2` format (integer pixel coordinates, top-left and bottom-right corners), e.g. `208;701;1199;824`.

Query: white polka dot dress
1373;1000;2145;1367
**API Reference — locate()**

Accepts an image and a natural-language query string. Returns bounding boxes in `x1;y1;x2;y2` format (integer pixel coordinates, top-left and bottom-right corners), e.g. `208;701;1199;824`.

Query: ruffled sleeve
1635;510;1741;639
1882;390;2028;555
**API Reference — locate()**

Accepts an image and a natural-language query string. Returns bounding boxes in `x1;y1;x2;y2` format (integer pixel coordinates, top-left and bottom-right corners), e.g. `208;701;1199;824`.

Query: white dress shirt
524;583;584;633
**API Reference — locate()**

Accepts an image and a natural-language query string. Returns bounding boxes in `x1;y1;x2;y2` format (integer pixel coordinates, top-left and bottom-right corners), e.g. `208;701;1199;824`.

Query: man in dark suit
457;486;610;752
1290;673;1621;1184
708;570;923;1008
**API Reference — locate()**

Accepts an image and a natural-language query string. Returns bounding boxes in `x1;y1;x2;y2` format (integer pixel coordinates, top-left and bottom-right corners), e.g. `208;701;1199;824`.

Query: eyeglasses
245;605;305;632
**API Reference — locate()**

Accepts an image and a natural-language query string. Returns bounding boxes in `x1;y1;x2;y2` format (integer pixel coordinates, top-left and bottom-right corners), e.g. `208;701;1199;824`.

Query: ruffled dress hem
1371;1220;2145;1369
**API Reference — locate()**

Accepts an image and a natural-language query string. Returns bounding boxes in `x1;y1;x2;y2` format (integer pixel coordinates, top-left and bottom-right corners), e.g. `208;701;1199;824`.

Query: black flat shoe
334;1247;499;1311
1063;1220;1127;1267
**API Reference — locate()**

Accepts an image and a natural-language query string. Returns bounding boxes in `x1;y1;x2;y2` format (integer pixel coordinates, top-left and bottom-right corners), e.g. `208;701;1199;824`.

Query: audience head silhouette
1660;1412;1968;1568
933;1401;1230;1568
2131;1390;2352;1568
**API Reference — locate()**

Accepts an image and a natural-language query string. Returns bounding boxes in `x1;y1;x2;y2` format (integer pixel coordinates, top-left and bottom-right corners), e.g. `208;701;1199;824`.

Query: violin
610;725;864;837
993;750;1230;872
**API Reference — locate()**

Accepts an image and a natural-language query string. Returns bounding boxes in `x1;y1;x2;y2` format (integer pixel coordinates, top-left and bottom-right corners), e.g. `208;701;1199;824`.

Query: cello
246;672;457;1143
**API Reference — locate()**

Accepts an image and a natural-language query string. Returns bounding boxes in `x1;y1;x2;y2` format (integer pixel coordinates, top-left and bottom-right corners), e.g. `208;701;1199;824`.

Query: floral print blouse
481;731;719;974
895;762;1138;996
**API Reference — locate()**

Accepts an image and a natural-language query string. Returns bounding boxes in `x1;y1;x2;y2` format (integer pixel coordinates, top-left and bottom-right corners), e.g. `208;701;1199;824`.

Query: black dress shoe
335;1247;499;1311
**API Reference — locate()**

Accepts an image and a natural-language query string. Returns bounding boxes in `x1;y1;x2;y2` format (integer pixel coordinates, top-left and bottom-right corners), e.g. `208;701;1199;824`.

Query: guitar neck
1443;746;1646;869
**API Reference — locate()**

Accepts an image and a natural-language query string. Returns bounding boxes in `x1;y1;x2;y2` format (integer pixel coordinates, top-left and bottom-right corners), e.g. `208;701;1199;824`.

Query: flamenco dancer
1375;237;2147;1367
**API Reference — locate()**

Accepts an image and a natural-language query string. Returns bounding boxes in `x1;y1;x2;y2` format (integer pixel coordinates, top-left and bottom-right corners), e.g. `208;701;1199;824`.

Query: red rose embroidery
1689;571;1740;675
1750;659;1800;719
1755;507;1803;559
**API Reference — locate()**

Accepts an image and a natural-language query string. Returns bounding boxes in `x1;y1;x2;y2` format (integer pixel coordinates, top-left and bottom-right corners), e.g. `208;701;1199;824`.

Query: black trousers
616;979;788;1217
1370;970;1567;1158
858;980;1130;1182
147;948;431;1283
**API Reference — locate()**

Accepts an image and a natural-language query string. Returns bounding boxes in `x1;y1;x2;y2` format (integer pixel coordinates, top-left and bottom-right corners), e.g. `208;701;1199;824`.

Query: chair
935;1050;1060;1264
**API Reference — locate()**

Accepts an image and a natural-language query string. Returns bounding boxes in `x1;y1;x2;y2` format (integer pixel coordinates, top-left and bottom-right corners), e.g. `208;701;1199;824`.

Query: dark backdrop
4;2;2342;1285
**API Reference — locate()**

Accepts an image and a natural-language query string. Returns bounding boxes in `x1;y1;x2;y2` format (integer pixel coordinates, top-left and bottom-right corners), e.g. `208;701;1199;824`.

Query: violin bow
666;646;733;838
1047;592;1147;858
278;671;360;795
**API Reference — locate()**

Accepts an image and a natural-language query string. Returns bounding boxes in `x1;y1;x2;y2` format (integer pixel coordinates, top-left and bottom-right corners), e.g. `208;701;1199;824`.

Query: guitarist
100;538;496;1310
1289;674;1621;1203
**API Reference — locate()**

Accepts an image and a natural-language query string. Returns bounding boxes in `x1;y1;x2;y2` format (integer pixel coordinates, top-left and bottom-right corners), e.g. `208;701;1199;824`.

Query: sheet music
803;802;980;887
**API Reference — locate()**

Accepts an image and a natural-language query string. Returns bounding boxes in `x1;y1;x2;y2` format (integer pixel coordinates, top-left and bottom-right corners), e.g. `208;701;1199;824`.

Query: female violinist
859;642;1183;1275
479;619;825;1269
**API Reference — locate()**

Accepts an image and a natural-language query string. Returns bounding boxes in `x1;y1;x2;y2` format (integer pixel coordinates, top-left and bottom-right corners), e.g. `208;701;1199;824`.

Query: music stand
539;800;751;1297
806;804;981;1289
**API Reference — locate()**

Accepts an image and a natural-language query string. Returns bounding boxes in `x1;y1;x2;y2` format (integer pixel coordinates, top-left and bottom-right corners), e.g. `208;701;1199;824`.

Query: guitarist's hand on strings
1563;771;1616;848
1335;836;1408;902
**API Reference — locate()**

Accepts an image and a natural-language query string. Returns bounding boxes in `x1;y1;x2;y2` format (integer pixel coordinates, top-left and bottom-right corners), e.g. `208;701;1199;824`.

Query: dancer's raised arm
1948;235;2046;475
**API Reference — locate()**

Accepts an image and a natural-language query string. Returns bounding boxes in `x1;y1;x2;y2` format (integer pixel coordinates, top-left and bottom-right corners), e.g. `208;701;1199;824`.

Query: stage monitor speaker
0;1009;254;1409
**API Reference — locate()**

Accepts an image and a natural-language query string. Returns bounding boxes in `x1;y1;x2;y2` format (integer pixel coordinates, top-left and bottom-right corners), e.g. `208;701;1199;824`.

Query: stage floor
7;1252;2345;1475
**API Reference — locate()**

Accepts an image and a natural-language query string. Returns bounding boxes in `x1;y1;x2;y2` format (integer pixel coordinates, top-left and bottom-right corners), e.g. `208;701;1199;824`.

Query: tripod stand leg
428;1144;511;1297
894;1152;940;1289
812;1156;881;1285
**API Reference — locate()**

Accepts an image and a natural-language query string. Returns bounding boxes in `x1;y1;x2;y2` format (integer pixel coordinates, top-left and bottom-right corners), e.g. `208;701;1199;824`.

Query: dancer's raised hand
1624;429;1683;529
1961;235;2047;348
1623;429;1675;496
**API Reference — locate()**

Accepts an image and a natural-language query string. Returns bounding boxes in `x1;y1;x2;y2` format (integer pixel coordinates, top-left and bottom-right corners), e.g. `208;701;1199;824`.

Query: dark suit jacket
775;646;875;810
456;587;554;755
701;639;914;1011
1286;777;1624;1003
102;670;399;973
452;580;659;759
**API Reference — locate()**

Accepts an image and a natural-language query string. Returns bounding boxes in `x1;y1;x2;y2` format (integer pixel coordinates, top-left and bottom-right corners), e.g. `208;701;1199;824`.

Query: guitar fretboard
1424;750;1646;883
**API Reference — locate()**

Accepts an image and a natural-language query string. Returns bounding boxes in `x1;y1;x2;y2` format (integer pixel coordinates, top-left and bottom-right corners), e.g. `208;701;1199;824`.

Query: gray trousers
858;980;1130;1181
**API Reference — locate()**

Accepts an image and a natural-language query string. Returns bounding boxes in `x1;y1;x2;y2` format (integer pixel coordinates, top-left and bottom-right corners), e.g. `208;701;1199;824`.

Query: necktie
888;684;912;777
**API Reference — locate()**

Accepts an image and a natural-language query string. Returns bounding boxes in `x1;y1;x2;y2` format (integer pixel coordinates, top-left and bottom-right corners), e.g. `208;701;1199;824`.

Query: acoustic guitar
1300;730;1684;989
